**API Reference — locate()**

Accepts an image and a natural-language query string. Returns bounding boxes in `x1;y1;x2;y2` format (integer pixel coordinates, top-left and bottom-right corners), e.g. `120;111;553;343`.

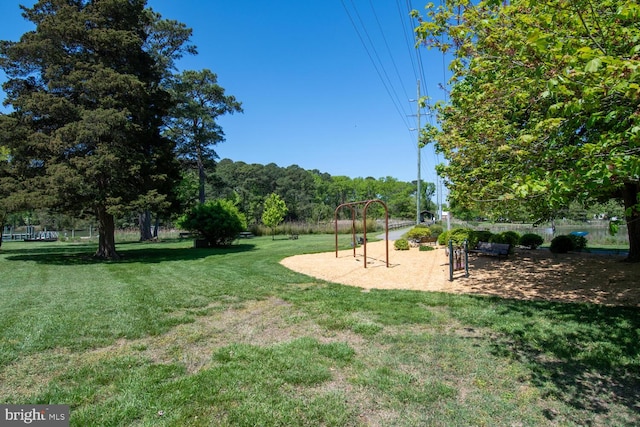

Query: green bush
439;228;477;248
519;233;544;249
428;224;443;237
419;245;435;251
475;230;493;243
437;230;450;246
394;238;410;250
550;235;574;254
568;234;588;251
489;231;520;247
177;200;247;247
407;226;432;240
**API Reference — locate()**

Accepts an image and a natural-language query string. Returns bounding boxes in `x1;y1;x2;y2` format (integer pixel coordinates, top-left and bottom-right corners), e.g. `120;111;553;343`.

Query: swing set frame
334;199;389;268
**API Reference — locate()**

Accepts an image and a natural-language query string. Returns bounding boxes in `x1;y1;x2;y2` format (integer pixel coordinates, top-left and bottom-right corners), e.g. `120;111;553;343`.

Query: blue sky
0;0;450;191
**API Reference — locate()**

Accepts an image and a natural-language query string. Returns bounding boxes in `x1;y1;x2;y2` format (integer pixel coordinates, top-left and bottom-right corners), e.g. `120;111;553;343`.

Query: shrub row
436;228;545;250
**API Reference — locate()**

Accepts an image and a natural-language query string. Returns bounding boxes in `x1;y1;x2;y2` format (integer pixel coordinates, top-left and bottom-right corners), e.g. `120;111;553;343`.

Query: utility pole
416;79;421;225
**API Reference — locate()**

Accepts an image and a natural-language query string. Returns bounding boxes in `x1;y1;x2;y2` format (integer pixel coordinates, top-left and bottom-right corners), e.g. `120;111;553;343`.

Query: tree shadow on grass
2;242;257;265
465;296;640;423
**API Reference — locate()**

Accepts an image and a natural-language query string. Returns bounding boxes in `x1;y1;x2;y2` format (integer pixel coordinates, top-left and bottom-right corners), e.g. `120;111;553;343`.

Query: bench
289;234;298;240
469;241;510;259
237;231;254;238
409;236;438;247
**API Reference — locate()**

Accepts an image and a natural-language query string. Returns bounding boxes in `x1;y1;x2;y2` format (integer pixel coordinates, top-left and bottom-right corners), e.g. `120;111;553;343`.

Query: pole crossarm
334;199;389;268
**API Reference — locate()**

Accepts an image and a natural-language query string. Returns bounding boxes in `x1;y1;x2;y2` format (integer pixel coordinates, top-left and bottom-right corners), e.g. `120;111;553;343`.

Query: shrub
489;231;520;247
407;226;432;240
475;230;493;243
568;234;588;251
177;200;247;247
502;231;521;246
419;245;435;251
394;238;410;250
440;228;477;248
428;224;443;237
519;233;544;249
550;235;574;253
437;230;450;246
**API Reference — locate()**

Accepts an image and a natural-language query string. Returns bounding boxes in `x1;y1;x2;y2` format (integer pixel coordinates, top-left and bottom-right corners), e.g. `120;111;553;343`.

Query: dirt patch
280;241;640;307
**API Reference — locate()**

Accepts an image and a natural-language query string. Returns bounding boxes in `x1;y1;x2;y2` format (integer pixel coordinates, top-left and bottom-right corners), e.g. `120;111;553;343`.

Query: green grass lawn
1;235;639;426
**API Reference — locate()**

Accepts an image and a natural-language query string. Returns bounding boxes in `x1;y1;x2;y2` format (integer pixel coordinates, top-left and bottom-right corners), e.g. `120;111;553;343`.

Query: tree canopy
262;193;288;239
0;0;192;258
210;159;436;224
165;69;242;204
414;0;640;261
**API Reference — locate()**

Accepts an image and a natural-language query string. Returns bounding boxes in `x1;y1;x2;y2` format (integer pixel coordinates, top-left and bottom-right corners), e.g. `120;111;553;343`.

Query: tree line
198;158;436;225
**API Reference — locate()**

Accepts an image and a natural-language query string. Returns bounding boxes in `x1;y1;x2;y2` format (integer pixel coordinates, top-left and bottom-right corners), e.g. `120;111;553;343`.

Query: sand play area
281;240;640;307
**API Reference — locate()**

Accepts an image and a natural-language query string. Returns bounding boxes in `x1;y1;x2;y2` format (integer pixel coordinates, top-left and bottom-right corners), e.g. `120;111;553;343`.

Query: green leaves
414;0;640;230
262;193;288;238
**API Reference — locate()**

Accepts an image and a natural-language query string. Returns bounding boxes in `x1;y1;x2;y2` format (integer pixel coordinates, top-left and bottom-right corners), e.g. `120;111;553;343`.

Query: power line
340;0;416;149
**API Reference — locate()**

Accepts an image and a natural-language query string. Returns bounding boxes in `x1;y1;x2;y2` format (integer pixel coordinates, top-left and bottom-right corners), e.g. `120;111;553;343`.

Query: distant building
420;210;436;223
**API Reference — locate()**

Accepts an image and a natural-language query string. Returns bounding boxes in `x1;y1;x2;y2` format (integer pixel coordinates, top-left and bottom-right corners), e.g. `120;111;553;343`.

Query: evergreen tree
0;0;190;258
165;69;242;204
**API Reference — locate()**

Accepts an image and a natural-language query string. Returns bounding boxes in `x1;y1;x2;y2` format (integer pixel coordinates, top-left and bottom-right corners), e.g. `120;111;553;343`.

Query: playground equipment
2;225;59;242
448;239;469;281
334;200;389;268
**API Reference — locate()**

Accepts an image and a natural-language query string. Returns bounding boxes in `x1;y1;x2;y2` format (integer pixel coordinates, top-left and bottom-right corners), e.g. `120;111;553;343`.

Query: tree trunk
197;145;206;204
139;210;153;241
153;215;159;238
95;207;119;259
622;182;640;263
198;163;206;204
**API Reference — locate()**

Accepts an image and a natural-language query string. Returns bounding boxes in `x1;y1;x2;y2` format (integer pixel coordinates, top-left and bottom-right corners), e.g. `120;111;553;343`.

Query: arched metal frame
334;199;389;268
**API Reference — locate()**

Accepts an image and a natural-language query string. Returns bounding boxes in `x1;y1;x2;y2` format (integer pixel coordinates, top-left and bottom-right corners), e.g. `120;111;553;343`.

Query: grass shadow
460;296;640;422
2;242;258;265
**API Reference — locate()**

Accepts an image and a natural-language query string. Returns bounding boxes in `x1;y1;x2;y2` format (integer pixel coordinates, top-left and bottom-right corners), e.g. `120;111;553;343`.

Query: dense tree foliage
0;0;192;258
208;159;436;224
415;0;640;261
165;69;242;204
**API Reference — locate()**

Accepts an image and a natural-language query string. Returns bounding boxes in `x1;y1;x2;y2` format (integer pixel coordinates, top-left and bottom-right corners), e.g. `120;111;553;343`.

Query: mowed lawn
0;235;638;426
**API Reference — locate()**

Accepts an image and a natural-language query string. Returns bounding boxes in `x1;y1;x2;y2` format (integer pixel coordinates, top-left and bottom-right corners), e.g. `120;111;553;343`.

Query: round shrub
475;230;493;243
407;226;432;240
568;234;588;251
489;231;520;247
519;233;544;249
437;230;450;246
428;224;443;237
177;200;247;247
394;238;410;250
441;228;477;248
549;235;574;254
502;231;521;246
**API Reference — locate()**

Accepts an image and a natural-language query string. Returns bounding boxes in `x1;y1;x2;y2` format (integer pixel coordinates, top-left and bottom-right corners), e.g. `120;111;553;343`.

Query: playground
281;240;640;307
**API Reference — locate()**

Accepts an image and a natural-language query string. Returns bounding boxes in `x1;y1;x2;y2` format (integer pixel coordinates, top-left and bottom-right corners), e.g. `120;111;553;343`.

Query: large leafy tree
165;69;242;204
0;0;189;258
415;0;640;261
